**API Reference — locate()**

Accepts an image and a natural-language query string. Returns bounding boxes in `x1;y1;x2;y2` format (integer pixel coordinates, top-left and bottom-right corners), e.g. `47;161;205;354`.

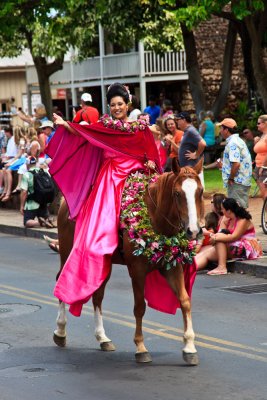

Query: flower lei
99;114;148;133
120;173;196;270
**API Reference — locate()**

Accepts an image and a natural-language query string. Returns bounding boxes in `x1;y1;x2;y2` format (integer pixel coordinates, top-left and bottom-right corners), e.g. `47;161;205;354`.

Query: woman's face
166;119;176;133
257;119;267;133
222;206;233;219
109;96;128;120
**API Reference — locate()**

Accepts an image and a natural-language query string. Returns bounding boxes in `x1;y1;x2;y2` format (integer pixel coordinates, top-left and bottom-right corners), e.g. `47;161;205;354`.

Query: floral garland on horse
120;172;196;270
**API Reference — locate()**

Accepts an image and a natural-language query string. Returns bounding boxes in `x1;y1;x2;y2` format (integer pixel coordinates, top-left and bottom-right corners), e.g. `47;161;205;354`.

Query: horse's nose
197;227;203;238
186;227;193;239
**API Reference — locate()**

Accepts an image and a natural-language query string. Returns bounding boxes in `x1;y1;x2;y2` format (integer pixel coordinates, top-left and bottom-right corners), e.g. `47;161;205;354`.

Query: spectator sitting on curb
20;156;53;228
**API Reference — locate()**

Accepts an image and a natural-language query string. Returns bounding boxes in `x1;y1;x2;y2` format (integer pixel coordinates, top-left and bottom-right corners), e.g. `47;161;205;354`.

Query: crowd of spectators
0;90;264;270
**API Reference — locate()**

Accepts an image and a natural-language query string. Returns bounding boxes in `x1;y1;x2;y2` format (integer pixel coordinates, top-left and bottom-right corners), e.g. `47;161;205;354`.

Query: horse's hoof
135;351;152;363
183;351;199;366
100;341;116;351
53;333;66;347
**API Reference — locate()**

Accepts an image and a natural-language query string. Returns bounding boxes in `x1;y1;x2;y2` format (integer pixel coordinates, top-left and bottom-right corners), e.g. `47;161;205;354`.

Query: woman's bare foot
207;266;227;276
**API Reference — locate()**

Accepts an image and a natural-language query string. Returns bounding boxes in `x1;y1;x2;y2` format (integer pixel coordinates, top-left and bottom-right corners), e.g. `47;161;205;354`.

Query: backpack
28;169;56;205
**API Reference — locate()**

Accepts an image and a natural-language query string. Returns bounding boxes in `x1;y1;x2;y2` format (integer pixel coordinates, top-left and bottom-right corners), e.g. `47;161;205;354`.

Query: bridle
147;174;185;232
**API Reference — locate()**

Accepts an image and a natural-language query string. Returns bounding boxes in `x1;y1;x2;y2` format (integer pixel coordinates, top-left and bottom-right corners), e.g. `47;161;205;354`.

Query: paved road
1;234;267;400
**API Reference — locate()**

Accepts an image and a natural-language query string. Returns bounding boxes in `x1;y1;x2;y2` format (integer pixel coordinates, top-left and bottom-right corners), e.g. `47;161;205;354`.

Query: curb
0;224;58;240
0;223;266;279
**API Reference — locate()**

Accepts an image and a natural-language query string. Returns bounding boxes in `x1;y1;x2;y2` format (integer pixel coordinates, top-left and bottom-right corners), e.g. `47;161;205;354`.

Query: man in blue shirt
143;95;160;124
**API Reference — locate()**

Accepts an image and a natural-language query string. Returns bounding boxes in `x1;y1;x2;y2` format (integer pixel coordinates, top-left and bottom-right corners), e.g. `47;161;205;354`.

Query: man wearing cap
73;93;99;124
219;118;252;208
176;111;206;185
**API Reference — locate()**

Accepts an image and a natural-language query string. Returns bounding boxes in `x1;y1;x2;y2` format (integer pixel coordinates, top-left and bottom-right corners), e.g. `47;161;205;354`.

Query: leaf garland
120;172;196;270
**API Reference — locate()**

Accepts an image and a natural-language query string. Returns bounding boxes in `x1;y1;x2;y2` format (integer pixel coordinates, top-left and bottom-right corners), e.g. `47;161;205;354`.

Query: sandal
43;235;56;244
1;194;11;202
49;243;59;253
38;217;54;228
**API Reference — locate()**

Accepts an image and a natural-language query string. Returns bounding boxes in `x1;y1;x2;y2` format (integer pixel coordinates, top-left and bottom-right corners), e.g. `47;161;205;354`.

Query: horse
53;159;204;365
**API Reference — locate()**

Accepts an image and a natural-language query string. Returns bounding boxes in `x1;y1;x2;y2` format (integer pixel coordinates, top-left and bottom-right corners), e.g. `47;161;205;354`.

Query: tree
170;0;267;112
99;0;267;114
0;1;98;118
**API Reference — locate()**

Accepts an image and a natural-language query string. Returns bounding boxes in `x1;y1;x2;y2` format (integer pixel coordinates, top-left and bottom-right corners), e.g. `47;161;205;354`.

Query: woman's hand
146;160;156;170
53;113;67;127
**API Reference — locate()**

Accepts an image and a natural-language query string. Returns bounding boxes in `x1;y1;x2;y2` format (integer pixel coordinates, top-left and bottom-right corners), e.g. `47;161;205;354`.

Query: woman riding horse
47;84;203;365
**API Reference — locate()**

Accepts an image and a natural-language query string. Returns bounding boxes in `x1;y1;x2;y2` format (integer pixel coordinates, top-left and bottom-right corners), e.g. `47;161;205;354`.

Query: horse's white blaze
54;302;67;338
182;178;198;236
183;315;197;354
94;307;111;343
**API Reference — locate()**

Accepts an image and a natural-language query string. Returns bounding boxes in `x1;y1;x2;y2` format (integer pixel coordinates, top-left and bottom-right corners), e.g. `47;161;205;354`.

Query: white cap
39;120;54;129
81;93;92;102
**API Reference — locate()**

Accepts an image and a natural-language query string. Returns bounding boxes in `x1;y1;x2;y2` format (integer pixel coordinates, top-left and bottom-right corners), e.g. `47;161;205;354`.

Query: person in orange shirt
254;114;267;199
163;115;183;171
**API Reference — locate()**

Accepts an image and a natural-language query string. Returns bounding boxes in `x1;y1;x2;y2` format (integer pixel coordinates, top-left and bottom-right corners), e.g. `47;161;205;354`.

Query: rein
147;175;184;232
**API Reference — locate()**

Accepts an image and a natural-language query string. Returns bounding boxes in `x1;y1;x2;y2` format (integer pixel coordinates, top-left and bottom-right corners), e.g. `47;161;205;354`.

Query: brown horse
53;159;204;365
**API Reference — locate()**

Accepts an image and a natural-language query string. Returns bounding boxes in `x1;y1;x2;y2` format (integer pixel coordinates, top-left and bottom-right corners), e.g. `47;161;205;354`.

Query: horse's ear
193;158;203;175
172;157;181;175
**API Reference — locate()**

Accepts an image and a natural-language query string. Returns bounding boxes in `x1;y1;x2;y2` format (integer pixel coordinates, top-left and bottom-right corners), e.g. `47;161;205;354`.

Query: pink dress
54;151;144;316
227;220;262;259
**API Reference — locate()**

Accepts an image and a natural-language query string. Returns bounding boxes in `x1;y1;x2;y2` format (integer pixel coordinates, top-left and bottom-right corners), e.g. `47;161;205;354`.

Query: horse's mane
146;172;183;236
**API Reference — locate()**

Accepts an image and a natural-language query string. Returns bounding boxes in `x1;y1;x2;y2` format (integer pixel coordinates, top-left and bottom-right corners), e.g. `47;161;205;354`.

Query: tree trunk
236;21;257;108
181;23;206;115
211;21;237;118
33;56;64;119
245;15;267;112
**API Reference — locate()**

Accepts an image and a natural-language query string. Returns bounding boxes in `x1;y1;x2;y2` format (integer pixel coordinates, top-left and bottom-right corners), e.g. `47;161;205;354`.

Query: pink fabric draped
144;260;197;314
54;153;144;316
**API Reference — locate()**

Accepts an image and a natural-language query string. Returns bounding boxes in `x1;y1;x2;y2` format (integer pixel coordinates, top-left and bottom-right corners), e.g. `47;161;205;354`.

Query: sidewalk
0;197;266;277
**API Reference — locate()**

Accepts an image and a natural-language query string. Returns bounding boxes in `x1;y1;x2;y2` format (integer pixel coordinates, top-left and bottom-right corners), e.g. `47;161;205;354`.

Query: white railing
144;50;186;75
26;50;187;86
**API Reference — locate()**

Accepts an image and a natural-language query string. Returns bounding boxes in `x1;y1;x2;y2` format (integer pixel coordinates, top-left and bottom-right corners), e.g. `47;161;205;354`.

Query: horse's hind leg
164;265;198;366
53;301;67;347
92;271;116;352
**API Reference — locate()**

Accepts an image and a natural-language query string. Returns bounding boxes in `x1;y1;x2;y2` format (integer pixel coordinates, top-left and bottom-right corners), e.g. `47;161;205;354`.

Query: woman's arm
53;113;78;135
17;111;34;124
213;219;251;243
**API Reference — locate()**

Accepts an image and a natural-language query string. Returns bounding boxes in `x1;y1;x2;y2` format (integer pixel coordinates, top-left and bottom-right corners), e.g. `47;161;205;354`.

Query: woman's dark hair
205;211;219;231
212;193;227;216
164;116;178;131
222;198;252;220
106;83;129;105
130;95;140;109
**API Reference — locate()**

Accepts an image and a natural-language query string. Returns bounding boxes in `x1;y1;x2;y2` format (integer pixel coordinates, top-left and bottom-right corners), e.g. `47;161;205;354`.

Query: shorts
23;205;49;226
254;166;267;182
227;183;250;208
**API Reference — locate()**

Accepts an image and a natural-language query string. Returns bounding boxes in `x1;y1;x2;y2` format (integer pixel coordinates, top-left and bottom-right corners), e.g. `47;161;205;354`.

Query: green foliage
232;101;263;131
0;1;98;60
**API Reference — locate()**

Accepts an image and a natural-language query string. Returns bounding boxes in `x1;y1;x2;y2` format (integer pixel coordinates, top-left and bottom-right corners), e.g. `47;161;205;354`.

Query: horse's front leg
128;262;152;363
53;300;67;347
92;273;116;352
164;265;199;366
